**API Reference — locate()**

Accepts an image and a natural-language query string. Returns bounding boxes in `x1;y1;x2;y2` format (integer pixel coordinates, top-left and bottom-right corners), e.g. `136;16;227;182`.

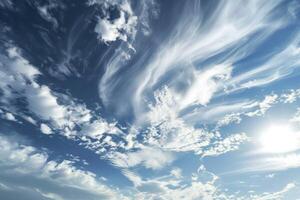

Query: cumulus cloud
0;134;120;200
79;119;120;139
25;84;67;122
92;0;137;43
0;46;122;140
2;112;17;121
40;123;53;135
0;47;67;127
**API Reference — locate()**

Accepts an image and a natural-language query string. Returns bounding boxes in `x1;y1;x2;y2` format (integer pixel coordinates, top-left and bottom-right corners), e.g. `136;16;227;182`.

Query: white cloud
97;0;290;121
79;119;119;139
37;2;60;28
0;46;123;144
0;47;65;124
180;64;232;108
281;89;300;103
228;36;300;92
0;134;120;200
170;168;182;179
2;2;300;199
40;123;53;135
92;0;137;43
249;182;296;200
96;1;300;142
202;133;248;157
142;86;249;158
25;84;67;122
217;113;242;128
6;47;40;79
213;88;300;128
145;87;214;154
111;146;175;170
246;94;278;117
121;169;143;187
35;189;64;200
130;169;222;200
291;108;300;123
266;173;275;178
4;112;17;121
185;100;255;125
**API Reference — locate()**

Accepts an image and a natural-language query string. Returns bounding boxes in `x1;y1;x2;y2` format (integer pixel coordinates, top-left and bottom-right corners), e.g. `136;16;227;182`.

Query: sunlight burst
259;125;300;154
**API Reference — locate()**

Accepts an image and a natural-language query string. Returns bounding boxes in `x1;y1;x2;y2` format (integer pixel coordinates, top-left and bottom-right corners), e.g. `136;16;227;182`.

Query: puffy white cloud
0;47;65;124
0;46;122;143
92;0;137;43
25;84;67;122
4;112;17;121
40;123;53;135
79;119;120;139
6;47;40;79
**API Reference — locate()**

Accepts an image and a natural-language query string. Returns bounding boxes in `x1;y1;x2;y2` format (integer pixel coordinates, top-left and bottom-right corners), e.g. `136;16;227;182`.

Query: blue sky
1;0;300;199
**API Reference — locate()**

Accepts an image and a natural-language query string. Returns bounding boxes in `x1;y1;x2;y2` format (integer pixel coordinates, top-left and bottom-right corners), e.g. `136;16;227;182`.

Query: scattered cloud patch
92;0;137;43
40;123;53;135
202;133;248;157
0;134;121;200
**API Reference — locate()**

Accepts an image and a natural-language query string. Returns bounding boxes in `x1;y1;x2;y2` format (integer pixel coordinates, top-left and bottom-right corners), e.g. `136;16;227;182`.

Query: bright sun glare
259;125;300;154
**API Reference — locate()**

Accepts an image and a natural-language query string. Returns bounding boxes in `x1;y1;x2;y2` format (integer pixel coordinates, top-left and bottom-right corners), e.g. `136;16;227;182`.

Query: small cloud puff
40;123;53;135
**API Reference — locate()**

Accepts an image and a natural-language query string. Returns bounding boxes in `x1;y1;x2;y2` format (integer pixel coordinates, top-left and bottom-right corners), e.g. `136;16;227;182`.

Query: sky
0;0;300;199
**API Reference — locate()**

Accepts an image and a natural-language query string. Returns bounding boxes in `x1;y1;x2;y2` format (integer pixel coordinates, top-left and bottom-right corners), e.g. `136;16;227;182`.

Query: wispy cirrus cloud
1;0;300;199
98;0;293;121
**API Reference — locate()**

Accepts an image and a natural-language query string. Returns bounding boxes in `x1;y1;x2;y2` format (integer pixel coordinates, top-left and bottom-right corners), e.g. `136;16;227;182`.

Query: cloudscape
1;0;300;199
